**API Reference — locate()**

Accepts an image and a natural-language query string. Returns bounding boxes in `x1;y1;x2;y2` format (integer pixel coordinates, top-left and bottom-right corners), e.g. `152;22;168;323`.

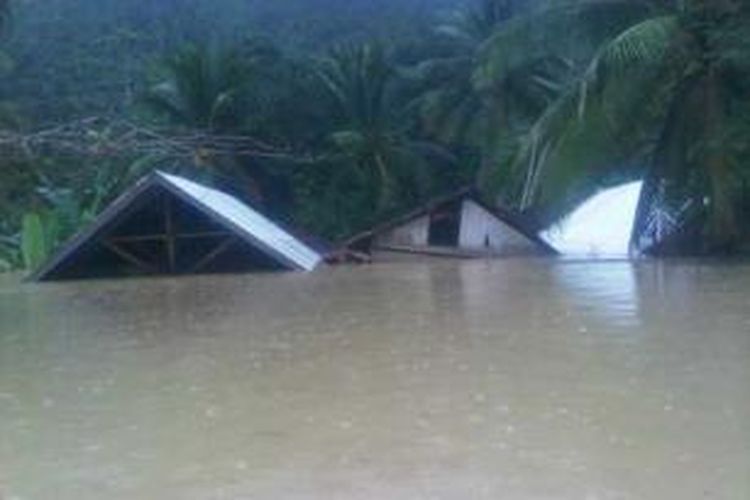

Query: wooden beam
102;240;159;273
177;231;232;240
107;231;232;244
374;244;483;259
164;193;176;272
189;237;235;273
108;235;167;243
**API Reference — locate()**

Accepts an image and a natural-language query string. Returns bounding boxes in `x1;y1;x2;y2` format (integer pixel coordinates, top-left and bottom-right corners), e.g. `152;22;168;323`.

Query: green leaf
21;212;50;272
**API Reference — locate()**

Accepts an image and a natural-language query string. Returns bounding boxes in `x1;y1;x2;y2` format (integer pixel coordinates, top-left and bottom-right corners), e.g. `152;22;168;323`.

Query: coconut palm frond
315;42;451;213
143;44;251;132
476;0;663;91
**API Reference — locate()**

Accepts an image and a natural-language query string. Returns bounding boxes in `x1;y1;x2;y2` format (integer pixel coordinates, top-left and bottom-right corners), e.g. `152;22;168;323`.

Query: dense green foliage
480;0;750;253
1;0;749;271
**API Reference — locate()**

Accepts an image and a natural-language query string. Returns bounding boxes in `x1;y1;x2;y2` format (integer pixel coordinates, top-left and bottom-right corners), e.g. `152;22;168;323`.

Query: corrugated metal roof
157;172;322;271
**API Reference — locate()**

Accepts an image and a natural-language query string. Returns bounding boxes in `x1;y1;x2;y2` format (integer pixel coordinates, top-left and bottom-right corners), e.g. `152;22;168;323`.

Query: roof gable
31;172;322;281
343;188;558;255
156;173;322;271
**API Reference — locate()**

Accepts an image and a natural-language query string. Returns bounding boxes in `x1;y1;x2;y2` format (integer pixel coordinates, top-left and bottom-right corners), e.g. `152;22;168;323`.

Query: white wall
375;215;430;248
459;200;539;254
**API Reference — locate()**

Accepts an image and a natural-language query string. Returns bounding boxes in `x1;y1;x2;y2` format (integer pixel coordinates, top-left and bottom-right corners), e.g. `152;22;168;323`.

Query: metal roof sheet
157;172;322;271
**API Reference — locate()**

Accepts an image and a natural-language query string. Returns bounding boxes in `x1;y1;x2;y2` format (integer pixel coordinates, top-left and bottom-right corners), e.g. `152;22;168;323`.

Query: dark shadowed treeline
2;0;469;121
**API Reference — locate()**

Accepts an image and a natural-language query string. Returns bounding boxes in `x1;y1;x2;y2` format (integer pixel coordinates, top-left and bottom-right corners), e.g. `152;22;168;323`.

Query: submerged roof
343;187;558;255
542;181;643;258
32;171;323;280
159;173;322;270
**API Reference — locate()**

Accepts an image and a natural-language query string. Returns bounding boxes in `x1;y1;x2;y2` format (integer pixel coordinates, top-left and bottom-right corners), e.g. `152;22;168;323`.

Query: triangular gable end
343;189;557;257
31;172;322;281
460;197;558;255
156;173;321;271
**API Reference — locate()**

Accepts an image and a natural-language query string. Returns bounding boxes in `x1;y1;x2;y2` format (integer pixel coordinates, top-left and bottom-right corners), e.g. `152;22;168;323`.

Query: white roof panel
542;181;643;258
158;172;322;271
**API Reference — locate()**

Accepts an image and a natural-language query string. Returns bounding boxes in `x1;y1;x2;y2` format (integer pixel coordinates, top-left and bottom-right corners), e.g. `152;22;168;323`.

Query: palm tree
413;0;560;193
316;43;452;213
142;42;290;203
481;0;750;253
144;44;250;133
0;0;9;34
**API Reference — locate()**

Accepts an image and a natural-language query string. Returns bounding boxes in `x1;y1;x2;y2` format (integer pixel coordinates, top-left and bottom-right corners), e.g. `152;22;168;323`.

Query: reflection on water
0;260;749;499
553;262;641;329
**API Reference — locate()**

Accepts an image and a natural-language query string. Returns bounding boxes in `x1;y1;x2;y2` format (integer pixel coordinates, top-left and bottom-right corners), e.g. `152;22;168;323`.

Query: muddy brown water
0;260;748;499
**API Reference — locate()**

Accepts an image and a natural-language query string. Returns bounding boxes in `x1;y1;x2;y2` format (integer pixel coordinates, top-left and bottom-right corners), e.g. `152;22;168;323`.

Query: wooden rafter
164;193;177;272
189;237;236;273
102;240;159;274
107;231;233;243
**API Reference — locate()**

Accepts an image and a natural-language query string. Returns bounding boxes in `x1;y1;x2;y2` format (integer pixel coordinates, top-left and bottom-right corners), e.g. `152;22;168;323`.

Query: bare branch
0;118;315;163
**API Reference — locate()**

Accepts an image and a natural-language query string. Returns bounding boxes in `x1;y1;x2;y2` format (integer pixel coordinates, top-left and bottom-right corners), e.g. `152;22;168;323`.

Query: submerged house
32;172;324;281
343;188;557;260
542;181;644;258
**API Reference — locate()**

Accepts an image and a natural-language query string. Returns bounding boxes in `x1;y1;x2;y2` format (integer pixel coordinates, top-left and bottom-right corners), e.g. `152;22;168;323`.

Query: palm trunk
374;153;392;212
705;70;738;248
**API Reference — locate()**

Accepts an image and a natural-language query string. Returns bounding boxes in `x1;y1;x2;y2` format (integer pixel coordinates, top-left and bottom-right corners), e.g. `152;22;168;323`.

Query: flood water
0;260;748;499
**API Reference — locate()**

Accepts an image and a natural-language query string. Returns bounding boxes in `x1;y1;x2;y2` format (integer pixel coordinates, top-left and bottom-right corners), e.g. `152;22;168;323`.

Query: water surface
1;260;748;499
